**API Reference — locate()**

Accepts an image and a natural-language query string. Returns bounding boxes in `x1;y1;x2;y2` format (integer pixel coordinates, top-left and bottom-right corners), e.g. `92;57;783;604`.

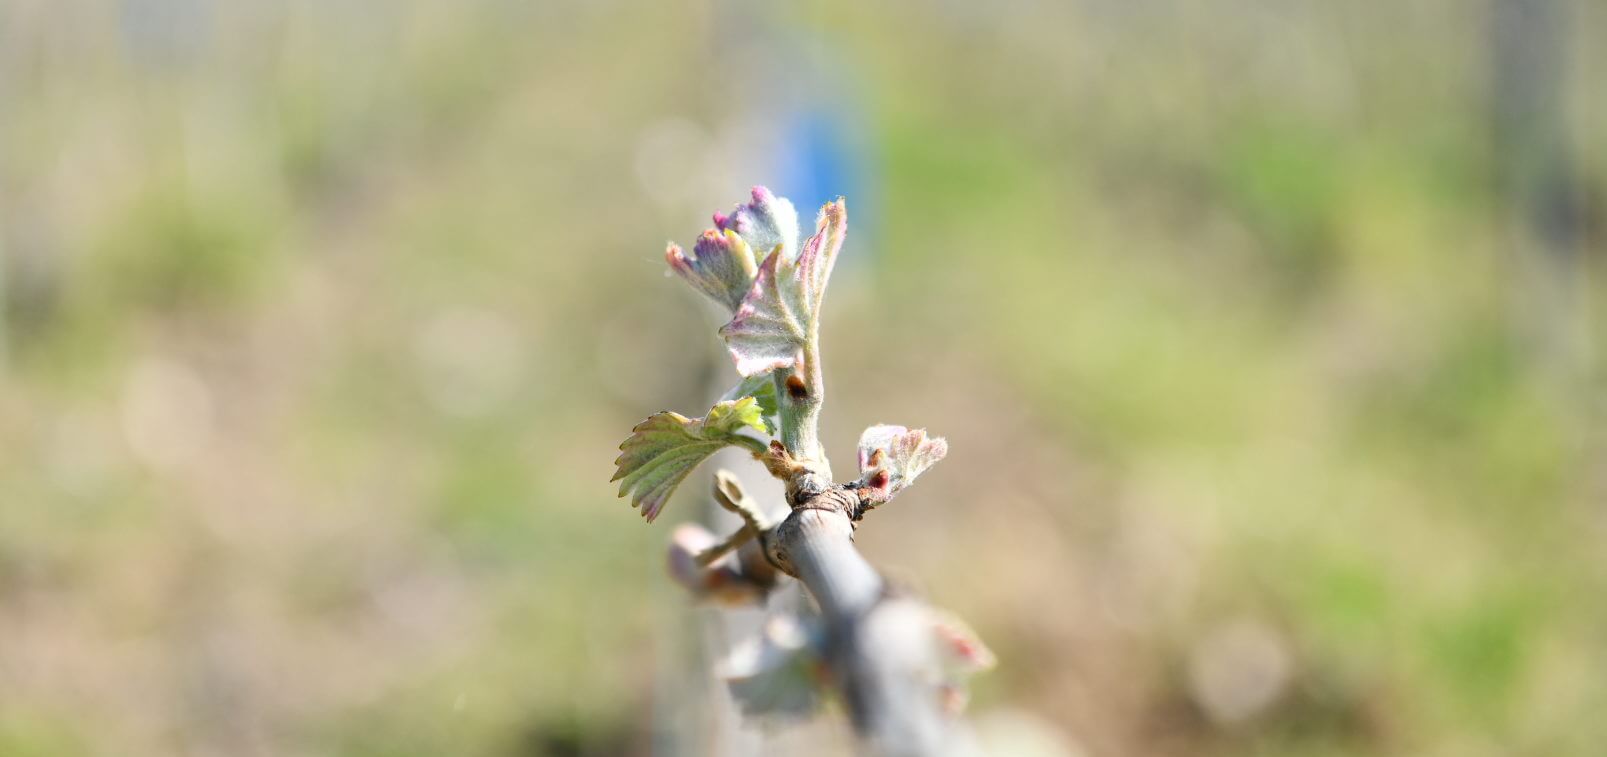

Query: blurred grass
1;1;1603;756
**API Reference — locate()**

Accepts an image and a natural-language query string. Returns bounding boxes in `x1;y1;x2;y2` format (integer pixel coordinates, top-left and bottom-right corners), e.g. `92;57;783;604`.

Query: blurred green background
1;1;1602;755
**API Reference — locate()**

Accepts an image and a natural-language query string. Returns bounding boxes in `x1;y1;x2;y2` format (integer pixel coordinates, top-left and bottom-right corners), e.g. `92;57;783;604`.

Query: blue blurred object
713;1;877;256
776;107;871;240
775;100;879;269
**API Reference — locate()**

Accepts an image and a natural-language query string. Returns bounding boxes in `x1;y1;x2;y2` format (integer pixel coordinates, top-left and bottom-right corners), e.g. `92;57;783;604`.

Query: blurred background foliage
0;1;1602;755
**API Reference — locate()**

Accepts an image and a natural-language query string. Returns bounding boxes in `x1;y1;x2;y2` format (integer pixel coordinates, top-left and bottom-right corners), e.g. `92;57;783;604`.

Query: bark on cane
765;507;954;757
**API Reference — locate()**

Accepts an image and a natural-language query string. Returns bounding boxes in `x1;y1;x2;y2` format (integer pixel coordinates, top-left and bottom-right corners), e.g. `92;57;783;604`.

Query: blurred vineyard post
1489;0;1594;367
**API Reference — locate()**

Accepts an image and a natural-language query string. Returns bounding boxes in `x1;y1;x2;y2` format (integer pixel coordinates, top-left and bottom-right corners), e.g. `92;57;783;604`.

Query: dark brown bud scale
785;374;809;400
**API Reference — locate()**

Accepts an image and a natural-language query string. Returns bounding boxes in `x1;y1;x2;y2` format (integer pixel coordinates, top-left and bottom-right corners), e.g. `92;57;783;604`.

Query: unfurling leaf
718;373;780;433
714;186;800;265
665;229;758;313
664;186;799;314
856;424;948;503
613;397;769;522
718;198;847;376
718;616;827;719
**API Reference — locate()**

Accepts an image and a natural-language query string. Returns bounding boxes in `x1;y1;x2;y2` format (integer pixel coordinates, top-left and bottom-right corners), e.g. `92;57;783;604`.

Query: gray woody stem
766;507;953;757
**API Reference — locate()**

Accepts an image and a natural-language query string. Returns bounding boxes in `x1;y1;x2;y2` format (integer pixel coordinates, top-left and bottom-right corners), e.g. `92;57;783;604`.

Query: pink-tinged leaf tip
665;241;690;270
718;187;799;264
665;229;758;313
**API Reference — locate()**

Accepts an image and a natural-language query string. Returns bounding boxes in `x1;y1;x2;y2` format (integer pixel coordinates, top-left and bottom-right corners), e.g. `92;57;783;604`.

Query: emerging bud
929;607;996;715
856;424;948;503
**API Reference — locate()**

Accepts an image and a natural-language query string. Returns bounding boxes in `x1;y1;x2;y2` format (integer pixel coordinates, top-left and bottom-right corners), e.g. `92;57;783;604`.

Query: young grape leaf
718;373;780;433
718;198;847;376
665;229;758;313
856;424;949;503
714;186;800;265
613;397;769;522
664;187;798;314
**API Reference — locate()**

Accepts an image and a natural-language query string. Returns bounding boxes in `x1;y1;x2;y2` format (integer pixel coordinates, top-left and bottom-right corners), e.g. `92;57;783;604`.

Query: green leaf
719;373;780;434
612;397;768;522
